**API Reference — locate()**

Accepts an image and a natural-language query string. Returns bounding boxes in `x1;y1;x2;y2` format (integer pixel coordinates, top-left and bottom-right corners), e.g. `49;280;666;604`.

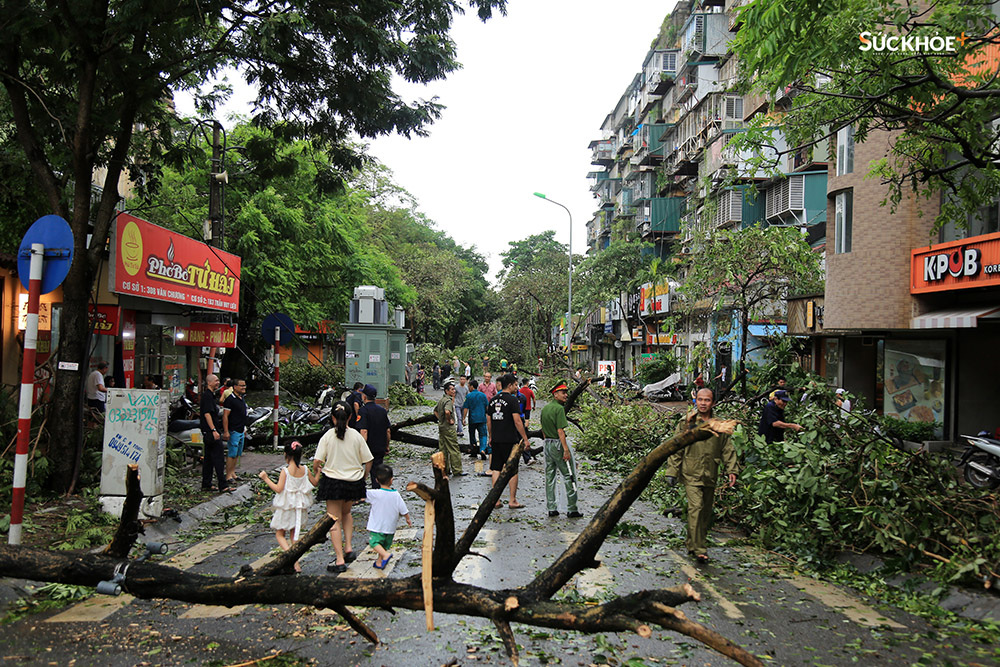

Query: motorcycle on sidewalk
957;431;1000;489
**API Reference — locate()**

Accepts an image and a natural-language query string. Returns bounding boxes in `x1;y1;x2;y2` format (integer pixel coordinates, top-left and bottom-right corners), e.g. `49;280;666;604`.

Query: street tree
729;0;1000;227
0;0;506;491
495;231;572;363
575;237;652;321
141;121;414;384
675;225;823;394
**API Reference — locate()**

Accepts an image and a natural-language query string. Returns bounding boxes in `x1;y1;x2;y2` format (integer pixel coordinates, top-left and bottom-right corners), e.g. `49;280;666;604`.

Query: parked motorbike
168;394;198;423
643;372;685;402
957;431;1000;489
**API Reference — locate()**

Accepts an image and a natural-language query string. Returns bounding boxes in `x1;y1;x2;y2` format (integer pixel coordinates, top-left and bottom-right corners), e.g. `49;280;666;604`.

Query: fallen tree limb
1;417;764;666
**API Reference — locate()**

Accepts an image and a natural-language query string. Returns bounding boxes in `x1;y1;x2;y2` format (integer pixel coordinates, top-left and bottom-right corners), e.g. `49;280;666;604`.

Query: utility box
99;388;169;518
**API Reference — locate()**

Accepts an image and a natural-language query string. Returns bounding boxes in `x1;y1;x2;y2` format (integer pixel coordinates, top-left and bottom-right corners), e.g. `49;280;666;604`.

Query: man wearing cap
540;382;581;518
665;388;738;562
758;389;803;444
434;381;464;477
359;385;392;488
835;388;852;413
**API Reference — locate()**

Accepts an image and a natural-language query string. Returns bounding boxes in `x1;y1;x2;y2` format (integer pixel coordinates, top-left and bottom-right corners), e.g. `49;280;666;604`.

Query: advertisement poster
883;341;945;438
597;360;617;386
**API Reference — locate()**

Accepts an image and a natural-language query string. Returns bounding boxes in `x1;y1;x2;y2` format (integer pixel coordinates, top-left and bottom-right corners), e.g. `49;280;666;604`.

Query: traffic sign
18;215;73;294
261;312;295;346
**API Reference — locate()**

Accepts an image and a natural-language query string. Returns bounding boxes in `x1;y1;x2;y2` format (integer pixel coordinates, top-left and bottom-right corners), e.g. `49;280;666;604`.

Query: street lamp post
533;192;572;352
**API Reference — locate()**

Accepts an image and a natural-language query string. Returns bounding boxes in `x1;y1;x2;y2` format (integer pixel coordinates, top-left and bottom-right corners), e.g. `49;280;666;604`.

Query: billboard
110;213;241;312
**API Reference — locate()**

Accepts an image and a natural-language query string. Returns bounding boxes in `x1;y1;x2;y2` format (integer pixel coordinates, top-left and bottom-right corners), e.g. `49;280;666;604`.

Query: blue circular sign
18;215;74;294
262;312;295;346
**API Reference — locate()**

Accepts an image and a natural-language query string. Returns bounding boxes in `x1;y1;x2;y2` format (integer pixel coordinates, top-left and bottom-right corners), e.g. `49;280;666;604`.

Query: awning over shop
748;324;786;337
911;305;1000;329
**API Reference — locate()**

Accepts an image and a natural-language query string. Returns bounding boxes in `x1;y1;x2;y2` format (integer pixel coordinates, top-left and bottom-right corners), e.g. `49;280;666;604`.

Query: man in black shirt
758;389;803;444
222;378;248;485
358;384;392;488
200;373;229;492
487;374;530;509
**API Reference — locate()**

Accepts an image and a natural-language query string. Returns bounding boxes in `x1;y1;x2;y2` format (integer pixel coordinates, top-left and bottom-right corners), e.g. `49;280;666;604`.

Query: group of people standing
432;373;581;517
199;374;249;494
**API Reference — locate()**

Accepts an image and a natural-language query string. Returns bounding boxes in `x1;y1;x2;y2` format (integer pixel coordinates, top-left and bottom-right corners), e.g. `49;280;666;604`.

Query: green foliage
577;398;677;474
713;399;1000;584
881;417;941;444
676;225;823;375
730;0;1000;230
53;492;118;551
279;358;344;399
388;382;430;407
634;356;678;385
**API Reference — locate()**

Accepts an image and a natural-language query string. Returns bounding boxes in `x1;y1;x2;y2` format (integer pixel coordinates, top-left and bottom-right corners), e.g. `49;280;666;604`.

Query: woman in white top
312;401;374;573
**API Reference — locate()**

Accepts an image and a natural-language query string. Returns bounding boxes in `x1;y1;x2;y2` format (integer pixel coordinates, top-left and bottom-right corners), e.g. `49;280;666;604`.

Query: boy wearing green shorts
366;464;412;569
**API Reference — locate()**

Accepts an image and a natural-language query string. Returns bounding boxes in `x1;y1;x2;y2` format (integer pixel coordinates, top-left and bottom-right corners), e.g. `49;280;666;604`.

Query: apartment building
584;0;827;380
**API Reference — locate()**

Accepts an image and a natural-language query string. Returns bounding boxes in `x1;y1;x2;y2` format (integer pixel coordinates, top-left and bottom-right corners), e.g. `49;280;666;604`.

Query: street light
533;192;572;351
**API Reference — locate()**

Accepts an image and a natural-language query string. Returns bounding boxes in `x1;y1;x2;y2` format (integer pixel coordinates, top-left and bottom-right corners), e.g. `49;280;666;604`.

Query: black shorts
490;441;518;472
316;476;366;502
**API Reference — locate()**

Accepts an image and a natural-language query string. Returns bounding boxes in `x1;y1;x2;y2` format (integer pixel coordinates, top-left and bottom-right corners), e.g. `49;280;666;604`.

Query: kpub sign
911;232;1000;294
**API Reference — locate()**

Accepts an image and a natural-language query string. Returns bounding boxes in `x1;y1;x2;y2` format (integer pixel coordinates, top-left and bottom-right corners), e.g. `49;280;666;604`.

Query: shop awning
911;305;1000;329
748;324;786;337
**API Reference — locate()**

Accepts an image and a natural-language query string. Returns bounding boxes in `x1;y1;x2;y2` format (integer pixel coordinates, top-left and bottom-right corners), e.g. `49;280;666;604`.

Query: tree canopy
675;225;823;386
730;0;1000;226
0;0;506;491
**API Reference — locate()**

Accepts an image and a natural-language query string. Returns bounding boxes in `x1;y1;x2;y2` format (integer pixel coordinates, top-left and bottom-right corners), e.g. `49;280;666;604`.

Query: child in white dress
259;440;316;572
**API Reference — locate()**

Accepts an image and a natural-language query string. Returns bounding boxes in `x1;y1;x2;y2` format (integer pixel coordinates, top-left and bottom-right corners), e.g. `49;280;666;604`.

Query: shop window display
883;340;945;439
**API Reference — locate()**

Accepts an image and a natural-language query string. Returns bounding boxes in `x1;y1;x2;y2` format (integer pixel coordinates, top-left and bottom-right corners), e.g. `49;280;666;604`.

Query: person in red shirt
519;378;536;424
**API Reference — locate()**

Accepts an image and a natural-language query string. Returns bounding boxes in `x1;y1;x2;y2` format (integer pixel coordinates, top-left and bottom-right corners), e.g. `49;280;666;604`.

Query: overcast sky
178;1;675;281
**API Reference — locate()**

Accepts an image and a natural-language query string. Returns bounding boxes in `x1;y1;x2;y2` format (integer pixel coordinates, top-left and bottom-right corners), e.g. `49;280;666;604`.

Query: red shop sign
110;213;241;312
88;304;120;335
911;231;1000;294
173;322;238;348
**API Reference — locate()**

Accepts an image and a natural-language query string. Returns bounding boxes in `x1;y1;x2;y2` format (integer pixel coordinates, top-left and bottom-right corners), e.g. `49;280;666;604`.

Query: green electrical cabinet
344;324;409;399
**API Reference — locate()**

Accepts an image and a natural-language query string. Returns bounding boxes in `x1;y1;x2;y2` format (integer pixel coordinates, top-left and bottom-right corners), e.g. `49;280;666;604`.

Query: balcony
634;123;668;166
682;12;733;63
589;138;616;165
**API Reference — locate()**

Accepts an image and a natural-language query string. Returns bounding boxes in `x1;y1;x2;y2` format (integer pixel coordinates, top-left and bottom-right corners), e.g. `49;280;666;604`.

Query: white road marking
47;525;251;623
781;571;906;629
667;553;745;620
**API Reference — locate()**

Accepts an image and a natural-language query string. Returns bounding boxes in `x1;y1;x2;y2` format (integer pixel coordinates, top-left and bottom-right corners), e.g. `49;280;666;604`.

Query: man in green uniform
665;387;738;563
435;381;464;477
540;382;582;518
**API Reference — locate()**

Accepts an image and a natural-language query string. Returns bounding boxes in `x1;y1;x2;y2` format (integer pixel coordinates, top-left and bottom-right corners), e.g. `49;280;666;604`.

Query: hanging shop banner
110;213;241;312
88;304;121;336
640;282;670;316
911;231;1000;294
646;332;678;345
173;323;238;348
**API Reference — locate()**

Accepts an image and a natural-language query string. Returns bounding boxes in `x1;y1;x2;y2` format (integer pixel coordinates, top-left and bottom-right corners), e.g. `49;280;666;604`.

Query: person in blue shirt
463;380;489;464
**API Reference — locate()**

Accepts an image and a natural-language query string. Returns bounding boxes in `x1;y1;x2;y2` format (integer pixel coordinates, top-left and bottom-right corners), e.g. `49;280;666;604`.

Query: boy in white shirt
366;464;412;569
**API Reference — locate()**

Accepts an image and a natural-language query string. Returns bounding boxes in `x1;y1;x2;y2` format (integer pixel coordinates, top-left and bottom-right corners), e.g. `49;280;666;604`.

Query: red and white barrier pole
272;327;280;449
9;243;44;545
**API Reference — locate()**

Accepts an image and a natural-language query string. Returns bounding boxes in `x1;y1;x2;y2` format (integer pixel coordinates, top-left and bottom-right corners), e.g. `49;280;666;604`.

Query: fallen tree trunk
0;420;763;667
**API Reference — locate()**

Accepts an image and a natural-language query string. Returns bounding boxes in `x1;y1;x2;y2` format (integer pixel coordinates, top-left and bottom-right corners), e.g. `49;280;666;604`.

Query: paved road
0;399;995;666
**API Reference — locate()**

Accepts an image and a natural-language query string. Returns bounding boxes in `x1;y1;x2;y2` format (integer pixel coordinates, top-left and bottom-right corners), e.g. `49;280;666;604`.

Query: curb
836;551;1000;623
